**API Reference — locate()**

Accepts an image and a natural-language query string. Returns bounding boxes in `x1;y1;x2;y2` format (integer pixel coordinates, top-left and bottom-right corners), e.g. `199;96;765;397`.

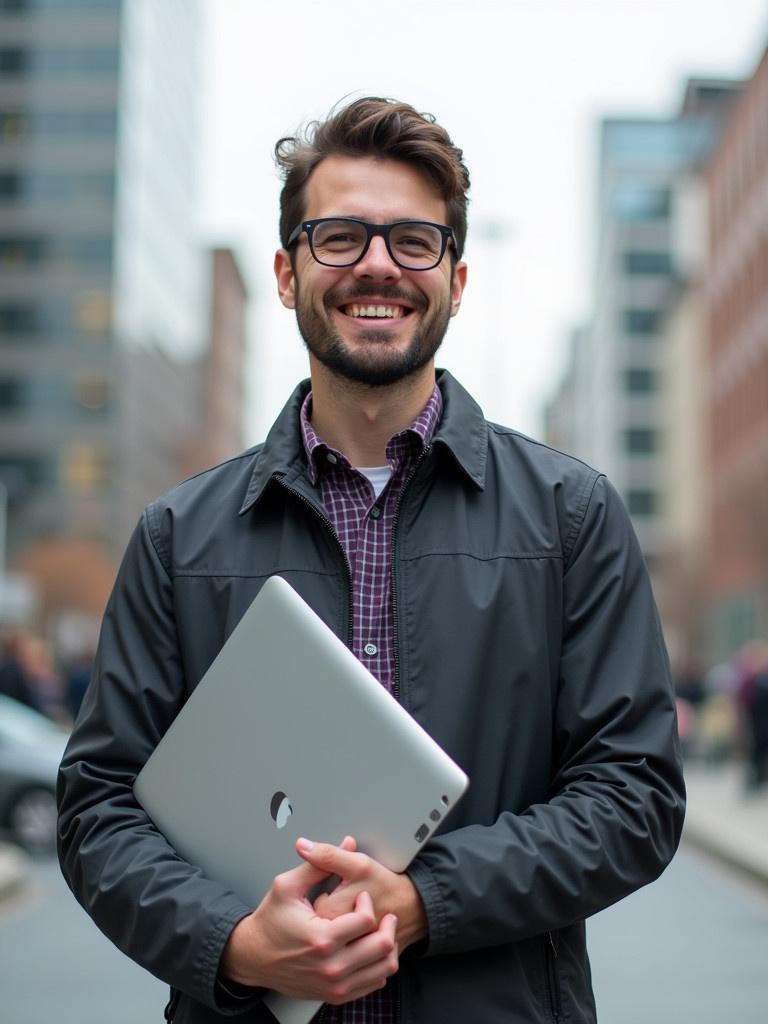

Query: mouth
336;301;415;323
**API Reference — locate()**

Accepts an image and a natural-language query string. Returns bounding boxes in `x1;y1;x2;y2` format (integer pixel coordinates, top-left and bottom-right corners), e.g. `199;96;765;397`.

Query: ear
449;260;467;317
274;248;296;309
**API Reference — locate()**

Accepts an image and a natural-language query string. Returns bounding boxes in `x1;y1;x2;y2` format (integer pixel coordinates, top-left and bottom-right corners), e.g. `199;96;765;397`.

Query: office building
0;0;205;573
554;80;740;567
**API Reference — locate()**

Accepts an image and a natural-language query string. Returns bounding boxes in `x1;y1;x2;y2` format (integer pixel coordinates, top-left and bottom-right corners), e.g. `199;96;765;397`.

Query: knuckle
310;935;333;957
271;872;290;897
327;984;348;1004
386;954;399;976
320;961;343;983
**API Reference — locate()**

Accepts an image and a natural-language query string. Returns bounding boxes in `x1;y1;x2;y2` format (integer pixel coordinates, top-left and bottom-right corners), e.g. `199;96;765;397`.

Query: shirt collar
300;385;443;485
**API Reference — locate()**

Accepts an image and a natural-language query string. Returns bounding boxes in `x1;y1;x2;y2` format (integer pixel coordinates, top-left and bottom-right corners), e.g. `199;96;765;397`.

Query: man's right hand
219;844;399;1004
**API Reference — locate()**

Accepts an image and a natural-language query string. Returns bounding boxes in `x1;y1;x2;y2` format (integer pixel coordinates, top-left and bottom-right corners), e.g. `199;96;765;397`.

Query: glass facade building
566;81;740;560
0;0;203;557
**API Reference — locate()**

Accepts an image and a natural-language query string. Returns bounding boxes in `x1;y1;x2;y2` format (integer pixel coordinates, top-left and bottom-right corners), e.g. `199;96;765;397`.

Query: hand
296;838;428;951
220;838;399;1004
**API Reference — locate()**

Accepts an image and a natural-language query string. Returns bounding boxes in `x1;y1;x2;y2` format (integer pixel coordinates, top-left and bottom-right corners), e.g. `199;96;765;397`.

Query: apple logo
270;791;293;829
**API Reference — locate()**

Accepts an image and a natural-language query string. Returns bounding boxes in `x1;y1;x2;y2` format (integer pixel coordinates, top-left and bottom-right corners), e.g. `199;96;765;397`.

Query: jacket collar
239;369;487;515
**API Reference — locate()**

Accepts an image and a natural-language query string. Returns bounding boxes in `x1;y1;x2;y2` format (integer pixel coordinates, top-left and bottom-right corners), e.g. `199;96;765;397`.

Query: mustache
324;284;425;311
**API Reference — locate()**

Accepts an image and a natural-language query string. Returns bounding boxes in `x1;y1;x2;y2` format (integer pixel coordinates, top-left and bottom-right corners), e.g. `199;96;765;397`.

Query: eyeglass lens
311;220;444;268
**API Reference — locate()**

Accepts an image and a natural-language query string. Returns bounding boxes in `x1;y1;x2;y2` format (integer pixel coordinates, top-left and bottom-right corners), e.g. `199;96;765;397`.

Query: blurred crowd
0;627;93;727
675;640;768;792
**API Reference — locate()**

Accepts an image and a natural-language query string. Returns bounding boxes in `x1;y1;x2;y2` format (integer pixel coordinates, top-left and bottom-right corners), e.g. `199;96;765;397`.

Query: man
58;97;685;1023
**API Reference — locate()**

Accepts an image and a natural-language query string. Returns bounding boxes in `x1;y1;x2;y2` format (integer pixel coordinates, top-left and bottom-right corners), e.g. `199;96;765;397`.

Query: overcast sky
200;0;768;441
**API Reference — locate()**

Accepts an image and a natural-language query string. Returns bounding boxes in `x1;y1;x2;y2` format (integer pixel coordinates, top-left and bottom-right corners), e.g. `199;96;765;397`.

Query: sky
200;0;768;442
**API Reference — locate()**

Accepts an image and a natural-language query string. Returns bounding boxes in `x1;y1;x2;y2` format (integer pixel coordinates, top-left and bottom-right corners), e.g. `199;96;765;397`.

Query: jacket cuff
195;899;263;1012
405;858;448;955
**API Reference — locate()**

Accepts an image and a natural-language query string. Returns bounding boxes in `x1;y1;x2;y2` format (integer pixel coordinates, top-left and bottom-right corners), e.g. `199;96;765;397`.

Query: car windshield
0;695;65;745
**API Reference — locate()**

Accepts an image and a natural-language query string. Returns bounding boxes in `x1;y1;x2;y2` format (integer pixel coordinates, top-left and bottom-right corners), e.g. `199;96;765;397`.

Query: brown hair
274;97;471;258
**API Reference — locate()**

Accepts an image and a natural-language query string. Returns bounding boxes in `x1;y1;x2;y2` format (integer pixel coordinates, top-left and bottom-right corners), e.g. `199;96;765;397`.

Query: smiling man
57;98;685;1024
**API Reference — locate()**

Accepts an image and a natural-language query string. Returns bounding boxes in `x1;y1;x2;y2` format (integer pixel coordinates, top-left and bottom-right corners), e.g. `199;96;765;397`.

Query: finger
296;838;367;878
314;881;363;921
326;914;399;1000
322;891;378;945
273;857;340;901
340;835;357;852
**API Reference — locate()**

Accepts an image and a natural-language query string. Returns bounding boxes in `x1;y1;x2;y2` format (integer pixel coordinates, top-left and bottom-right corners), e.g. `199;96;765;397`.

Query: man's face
275;156;467;387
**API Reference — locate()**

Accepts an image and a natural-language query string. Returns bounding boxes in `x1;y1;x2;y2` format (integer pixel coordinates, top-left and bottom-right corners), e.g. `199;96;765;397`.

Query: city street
0;844;765;1022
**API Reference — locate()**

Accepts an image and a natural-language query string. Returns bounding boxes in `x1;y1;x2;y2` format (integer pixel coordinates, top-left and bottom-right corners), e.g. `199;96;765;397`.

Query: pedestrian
736;641;768;790
0;629;38;711
57;97;685;1024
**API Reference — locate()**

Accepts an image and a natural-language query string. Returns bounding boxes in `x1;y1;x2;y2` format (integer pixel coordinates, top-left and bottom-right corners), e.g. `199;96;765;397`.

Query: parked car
0;695;68;853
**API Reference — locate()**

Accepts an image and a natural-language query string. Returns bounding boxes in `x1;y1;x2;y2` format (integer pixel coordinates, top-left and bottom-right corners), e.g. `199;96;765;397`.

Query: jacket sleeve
56;510;261;1014
406;474;685;956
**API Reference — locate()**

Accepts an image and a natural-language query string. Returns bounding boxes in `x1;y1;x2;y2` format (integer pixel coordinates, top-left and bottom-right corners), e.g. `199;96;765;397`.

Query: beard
294;280;452;387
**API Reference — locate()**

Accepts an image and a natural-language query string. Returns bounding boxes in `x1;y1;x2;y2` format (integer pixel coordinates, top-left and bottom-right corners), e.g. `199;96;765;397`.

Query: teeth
345;304;404;319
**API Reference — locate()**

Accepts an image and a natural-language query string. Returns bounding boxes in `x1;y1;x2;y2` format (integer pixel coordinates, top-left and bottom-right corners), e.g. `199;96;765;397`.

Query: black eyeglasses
286;217;456;271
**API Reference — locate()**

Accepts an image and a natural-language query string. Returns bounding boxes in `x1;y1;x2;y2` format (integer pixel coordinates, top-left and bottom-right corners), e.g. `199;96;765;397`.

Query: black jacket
57;371;685;1023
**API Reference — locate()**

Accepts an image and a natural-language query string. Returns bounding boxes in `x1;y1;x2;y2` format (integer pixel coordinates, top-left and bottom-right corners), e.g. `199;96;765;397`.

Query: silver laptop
134;574;468;1024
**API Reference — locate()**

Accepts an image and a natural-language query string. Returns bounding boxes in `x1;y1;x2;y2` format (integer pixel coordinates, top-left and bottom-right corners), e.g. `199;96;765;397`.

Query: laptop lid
134;574;468;1023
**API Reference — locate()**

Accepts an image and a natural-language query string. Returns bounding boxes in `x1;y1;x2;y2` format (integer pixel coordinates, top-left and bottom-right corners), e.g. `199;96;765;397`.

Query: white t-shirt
358;466;392;499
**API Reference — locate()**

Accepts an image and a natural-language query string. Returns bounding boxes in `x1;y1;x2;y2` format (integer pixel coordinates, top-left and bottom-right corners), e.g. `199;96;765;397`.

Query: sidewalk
682;761;768;887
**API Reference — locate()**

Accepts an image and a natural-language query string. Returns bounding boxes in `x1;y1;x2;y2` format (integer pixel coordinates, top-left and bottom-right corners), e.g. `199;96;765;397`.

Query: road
0;844;766;1022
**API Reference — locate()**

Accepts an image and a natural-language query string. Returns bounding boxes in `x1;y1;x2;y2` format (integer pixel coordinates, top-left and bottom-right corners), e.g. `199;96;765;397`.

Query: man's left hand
296;838;428;951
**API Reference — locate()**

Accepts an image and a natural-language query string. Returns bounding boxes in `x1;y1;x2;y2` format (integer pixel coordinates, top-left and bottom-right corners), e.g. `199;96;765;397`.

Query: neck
308;360;436;466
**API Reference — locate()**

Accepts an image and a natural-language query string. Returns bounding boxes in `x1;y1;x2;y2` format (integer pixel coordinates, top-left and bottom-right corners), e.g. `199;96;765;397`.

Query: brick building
705;44;768;659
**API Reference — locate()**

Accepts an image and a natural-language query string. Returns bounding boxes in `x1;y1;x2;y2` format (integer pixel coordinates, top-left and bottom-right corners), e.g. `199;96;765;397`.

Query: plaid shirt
300;385;442;1024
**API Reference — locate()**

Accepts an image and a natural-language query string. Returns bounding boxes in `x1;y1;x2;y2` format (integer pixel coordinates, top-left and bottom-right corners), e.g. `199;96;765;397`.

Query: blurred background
0;1;767;1021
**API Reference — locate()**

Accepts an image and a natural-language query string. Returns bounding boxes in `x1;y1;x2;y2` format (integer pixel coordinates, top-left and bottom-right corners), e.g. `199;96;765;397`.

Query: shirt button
370;506;381;519
363;642;378;656
326;453;338;465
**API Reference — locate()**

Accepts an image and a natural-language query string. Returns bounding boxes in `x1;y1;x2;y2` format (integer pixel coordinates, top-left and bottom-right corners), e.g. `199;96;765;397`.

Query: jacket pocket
544;932;563;1023
164;987;181;1022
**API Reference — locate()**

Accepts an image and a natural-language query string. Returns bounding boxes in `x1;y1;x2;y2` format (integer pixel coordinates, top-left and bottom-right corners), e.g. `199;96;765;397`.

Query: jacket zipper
389;444;431;1024
390;444;431;702
546;931;563;1023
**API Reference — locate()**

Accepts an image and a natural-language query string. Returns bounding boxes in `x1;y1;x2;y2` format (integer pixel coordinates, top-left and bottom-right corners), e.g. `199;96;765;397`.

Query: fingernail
297;837;314;852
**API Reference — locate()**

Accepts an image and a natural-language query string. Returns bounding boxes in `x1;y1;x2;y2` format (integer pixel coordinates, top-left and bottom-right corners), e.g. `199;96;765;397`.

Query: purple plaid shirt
300;385;442;1024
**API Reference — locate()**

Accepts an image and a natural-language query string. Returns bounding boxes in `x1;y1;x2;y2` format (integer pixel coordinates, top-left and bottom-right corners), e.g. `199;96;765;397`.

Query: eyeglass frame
286;217;458;271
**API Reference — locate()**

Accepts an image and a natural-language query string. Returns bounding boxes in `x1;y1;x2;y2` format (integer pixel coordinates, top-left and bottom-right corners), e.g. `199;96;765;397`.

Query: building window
623;309;662;335
0;303;41;336
0;378;23;410
613;184;671;222
626;490;657;516
0;48;28;75
0;455;53;497
624;428;658;454
624;368;658;393
0;111;28;140
0;172;21;198
623;251;672;275
0;237;46;266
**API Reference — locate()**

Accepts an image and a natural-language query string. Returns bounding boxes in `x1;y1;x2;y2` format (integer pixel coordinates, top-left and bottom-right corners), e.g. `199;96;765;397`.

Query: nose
352;235;402;282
